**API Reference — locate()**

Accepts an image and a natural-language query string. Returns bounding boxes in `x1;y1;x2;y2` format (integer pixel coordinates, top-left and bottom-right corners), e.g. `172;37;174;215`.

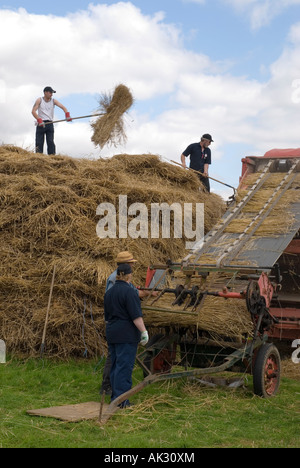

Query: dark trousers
198;173;210;193
35;122;56;155
108;342;138;404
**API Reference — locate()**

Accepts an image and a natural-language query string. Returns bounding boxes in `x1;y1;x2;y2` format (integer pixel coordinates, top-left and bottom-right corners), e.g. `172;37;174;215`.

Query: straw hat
115;251;137;264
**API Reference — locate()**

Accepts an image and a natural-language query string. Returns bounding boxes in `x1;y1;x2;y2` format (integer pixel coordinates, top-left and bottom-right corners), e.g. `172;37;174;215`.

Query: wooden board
27;401;108;422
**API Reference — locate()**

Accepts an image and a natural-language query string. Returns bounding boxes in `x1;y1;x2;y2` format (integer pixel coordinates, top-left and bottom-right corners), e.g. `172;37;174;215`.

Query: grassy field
0;356;299;448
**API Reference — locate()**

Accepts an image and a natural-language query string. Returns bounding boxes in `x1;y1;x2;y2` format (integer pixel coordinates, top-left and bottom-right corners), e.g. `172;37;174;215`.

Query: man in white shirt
31;86;72;155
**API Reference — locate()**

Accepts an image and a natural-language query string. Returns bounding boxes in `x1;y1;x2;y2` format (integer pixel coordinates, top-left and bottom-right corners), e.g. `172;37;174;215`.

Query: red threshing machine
239;149;300;342
100;150;300;424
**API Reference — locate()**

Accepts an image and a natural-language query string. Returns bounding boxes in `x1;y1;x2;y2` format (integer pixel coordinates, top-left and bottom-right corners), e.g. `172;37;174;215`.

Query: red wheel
143;334;176;376
253;344;281;397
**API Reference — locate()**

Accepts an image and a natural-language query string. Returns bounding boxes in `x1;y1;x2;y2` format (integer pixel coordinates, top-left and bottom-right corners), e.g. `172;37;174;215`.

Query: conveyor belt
184;158;300;271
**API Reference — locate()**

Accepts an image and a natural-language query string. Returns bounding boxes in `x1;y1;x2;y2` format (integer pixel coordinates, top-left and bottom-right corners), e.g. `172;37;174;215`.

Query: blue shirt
106;269;139;295
104;280;143;344
182;142;211;172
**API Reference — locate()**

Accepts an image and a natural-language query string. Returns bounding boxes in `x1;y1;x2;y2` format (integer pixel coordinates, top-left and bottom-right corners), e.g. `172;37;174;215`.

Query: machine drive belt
219;161;299;267
184;160;273;265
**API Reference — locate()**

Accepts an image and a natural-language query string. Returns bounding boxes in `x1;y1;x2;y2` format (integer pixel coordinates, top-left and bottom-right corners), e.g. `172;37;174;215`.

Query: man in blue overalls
104;263;148;408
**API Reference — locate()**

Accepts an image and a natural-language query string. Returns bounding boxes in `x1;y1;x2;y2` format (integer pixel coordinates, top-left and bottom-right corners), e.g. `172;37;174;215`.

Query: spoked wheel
143;334;176;377
246;280;261;315
253;343;281;397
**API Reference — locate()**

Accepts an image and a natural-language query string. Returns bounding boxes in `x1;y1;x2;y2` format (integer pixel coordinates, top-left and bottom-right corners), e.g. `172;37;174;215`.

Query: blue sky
1;0;300;198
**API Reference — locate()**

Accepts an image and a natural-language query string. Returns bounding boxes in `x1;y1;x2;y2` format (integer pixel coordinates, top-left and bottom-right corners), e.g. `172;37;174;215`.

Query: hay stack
91;84;134;149
0;145;225;357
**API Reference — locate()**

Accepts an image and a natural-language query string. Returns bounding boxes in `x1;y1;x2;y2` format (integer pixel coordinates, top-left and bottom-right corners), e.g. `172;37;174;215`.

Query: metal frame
99;335;267;424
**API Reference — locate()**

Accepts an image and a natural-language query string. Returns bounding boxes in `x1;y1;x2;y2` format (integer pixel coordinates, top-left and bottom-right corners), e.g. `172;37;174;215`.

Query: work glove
37;118;45;127
65;112;72;122
140;330;149;346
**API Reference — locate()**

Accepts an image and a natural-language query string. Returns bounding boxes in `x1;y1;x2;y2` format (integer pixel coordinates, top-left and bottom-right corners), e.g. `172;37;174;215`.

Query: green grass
0;357;299;448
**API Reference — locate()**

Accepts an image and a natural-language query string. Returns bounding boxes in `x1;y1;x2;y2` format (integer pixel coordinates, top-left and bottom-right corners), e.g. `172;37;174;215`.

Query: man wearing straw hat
106;250;159;299
100;250;156;395
105;250;138;293
31;86;72;155
104;263;149;408
180;133;214;192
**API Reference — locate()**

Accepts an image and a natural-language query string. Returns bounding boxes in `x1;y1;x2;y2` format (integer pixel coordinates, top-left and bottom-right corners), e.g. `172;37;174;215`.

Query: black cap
202;133;214;142
43;86;56;93
117;263;132;276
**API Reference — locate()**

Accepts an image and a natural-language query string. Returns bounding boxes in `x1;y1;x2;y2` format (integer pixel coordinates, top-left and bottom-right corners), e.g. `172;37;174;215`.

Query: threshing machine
100;149;300;423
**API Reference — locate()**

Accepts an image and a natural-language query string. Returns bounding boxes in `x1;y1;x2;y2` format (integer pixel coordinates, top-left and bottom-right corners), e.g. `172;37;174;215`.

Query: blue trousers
108;342;138;405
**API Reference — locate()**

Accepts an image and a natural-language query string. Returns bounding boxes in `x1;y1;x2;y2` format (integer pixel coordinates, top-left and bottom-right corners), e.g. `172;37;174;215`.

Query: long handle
98;391;106;423
171;160;236;191
40;265;56;356
98;374;160;425
43;113;104;126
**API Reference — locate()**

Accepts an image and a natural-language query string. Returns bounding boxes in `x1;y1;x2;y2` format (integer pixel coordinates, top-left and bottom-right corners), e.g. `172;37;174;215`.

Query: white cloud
0;3;300;198
0;3;212;156
222;0;300;30
0;4;190;97
0;79;6;104
181;0;206;4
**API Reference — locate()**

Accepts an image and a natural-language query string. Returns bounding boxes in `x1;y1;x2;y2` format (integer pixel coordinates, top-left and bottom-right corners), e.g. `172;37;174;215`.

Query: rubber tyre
253;343;281;398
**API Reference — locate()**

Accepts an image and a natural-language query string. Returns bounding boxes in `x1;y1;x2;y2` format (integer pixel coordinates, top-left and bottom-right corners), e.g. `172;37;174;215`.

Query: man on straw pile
100;250;157;395
104;263;149;408
32;86;72;155
180;133;214;192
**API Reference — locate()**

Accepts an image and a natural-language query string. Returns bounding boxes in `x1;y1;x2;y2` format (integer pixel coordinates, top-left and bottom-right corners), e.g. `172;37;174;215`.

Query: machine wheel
143;334;175;377
246;280;261;315
143;334;164;376
253;343;281;397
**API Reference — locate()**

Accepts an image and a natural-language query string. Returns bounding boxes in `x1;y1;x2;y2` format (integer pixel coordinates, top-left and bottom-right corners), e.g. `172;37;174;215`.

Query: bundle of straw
142;270;253;340
91;84;134;149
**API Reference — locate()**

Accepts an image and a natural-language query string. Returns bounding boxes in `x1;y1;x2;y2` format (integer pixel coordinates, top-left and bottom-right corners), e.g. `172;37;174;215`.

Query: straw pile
0;145;225;357
281;359;300;381
91;84;134;149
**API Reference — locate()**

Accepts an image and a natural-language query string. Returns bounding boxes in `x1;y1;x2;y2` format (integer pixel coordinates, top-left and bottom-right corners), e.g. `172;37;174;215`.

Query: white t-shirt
38;97;55;120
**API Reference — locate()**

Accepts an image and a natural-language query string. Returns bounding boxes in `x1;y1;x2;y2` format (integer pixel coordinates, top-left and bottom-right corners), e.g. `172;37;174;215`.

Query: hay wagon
100;150;300;423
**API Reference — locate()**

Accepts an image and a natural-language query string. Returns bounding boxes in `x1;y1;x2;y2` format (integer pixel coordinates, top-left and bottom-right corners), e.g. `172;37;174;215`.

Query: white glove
140;330;149;346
